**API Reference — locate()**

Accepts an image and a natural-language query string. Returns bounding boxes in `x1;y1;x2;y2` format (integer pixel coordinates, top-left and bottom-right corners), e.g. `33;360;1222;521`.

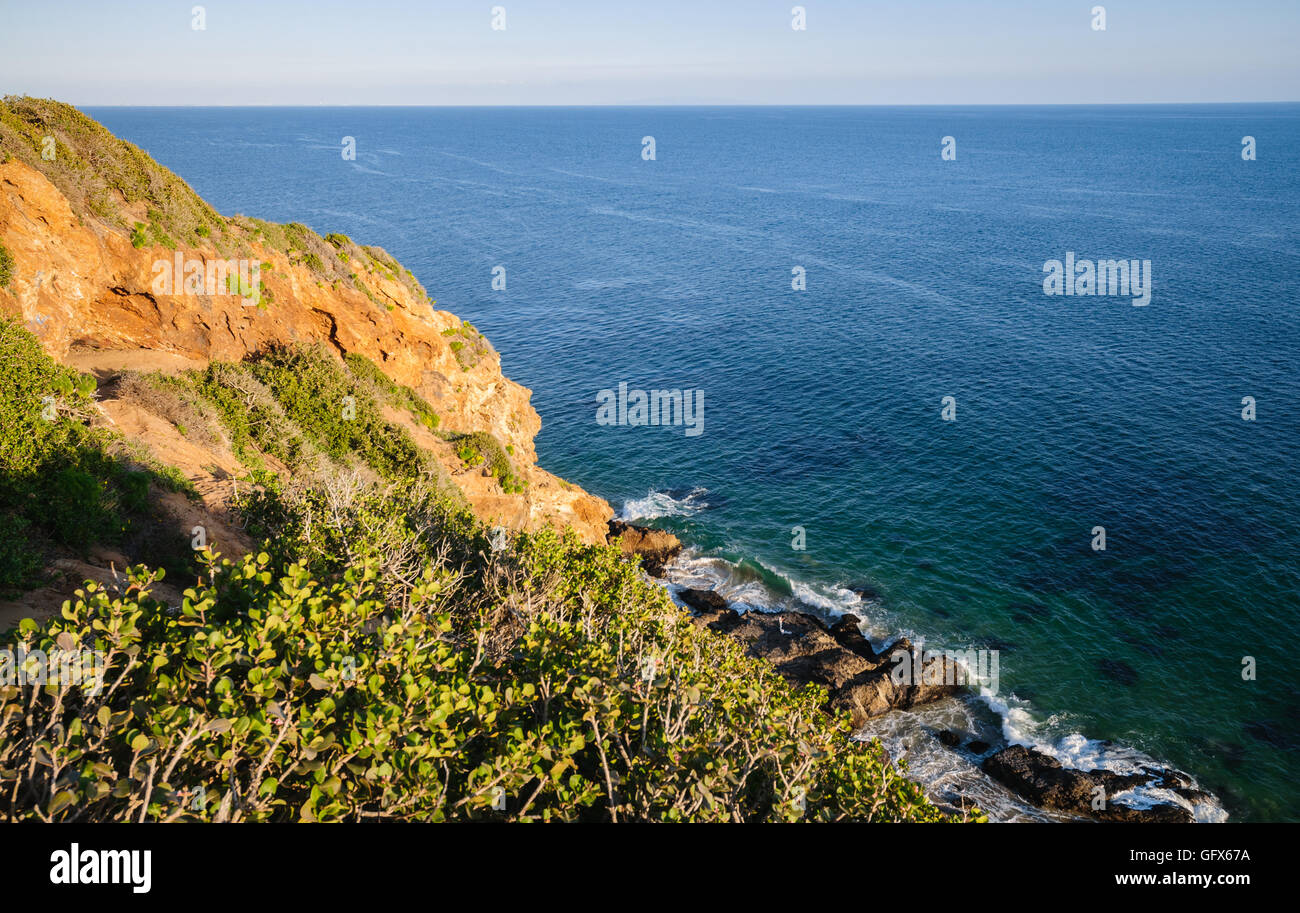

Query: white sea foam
619;487;710;521
976;692;1229;822
639;529;1229;822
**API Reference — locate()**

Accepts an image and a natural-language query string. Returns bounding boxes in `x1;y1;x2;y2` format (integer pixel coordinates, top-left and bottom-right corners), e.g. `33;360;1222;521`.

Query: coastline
609;502;1227;824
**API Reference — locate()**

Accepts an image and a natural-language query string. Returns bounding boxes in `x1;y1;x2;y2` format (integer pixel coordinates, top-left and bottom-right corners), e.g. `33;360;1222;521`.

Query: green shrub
0;239;13;288
452;431;524;493
441;323;490;371
0;516;42;596
0;319;195;592
0;478;966;823
343;352;440;431
246;345;429;481
190;362;308;472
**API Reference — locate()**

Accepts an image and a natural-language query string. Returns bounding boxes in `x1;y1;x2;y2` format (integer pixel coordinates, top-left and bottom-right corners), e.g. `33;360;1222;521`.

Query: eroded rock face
607;520;682;576
0;159;612;545
982;744;1198;823
682;602;960;727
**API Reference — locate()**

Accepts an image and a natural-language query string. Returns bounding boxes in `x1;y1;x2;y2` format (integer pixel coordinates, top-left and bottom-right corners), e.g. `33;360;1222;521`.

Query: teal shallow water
88;104;1300;820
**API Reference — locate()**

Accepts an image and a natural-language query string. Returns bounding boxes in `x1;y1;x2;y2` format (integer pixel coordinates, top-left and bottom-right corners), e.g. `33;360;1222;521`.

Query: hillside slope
0;97;612;625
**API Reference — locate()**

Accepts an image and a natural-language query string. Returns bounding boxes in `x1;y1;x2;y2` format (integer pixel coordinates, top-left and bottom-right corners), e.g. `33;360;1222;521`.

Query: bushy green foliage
0;96;225;246
343;352;440;431
0;239;13;288
0;475;963;823
0;319;193;594
0;517;42;591
244;345;429;481
189;363;309;472
452;430;525;493
441;322;491;371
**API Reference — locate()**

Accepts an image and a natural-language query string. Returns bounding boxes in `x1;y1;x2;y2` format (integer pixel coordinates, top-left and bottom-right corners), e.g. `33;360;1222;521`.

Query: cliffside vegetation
0;96;431;306
0;319;198;596
0;97;957;823
0;318;955;823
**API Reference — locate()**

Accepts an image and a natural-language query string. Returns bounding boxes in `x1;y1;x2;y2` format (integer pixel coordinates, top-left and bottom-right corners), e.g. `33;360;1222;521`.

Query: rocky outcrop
606;520;682;576
982;744;1202;823
681;598;960;727
676;583;1209;823
0;157;612;546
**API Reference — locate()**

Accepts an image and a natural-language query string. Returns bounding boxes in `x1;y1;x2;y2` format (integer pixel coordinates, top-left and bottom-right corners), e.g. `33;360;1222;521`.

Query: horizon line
70;100;1300;109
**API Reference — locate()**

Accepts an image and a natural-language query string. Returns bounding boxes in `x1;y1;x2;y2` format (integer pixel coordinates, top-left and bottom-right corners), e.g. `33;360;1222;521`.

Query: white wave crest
619;487;709;521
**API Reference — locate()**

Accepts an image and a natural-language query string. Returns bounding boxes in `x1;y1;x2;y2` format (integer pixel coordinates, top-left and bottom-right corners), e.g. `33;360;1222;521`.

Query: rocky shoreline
607;520;1210;824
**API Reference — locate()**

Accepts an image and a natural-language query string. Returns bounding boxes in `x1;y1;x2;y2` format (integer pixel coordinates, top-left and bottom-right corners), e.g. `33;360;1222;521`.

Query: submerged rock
1097;658;1140;686
982;744;1196;823
607;519;682;577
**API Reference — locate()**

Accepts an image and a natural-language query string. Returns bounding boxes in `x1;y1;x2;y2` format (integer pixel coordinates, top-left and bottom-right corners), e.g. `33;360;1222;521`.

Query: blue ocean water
87;105;1300;821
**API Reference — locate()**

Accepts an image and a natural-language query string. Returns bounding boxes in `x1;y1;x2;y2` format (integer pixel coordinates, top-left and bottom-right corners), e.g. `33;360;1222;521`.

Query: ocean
86;105;1300;821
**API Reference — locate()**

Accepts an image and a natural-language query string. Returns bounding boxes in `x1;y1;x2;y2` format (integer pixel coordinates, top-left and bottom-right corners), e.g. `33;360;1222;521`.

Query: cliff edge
0;97;612;621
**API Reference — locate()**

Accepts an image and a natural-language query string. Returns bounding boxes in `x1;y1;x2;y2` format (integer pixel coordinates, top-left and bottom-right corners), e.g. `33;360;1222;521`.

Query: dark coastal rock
677;587;729;613
983;745;1098;810
828;612;879;661
677;589;743;633
607;519;682;577
848;584;882;601
966;740;991;754
834;638;965;726
982;745;1196;823
678;594;960;727
938;729;963;748
1102;803;1195;824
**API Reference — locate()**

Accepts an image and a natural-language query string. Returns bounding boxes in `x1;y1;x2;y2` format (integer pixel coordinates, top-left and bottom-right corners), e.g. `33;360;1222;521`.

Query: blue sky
2;0;1297;105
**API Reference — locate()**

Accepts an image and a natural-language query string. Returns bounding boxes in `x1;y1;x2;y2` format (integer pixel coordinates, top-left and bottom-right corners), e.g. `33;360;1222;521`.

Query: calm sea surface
87;105;1300;821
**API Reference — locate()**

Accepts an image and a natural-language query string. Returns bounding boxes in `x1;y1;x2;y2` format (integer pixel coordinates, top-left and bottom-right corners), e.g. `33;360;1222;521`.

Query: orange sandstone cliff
0;100;614;613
